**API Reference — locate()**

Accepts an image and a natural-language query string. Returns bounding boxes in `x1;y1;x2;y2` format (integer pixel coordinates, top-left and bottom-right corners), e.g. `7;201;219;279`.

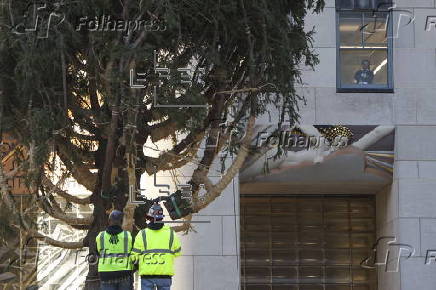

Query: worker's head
361;59;370;70
108;210;124;226
146;202;164;222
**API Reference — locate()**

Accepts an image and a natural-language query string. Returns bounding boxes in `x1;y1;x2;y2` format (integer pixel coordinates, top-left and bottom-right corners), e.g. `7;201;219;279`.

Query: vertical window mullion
361;12;365;48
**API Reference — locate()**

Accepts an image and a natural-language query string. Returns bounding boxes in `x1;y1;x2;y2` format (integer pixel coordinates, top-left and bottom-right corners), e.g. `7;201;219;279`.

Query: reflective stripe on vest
135;228;175;254
100;231;129;257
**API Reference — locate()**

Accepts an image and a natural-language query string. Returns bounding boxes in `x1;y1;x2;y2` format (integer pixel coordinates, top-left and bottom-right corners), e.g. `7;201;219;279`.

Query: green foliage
0;0;325;210
1;0;324;132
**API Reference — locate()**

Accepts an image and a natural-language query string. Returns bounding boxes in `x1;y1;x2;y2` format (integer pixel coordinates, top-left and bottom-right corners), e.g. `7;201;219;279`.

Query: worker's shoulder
163;225;173;231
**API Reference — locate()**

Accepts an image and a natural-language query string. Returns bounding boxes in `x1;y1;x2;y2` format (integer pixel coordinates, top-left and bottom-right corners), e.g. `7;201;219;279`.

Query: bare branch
193;114;256;212
56;142;97;192
38;196;93;226
171;214;194;234
42;175;91;205
27;230;84;249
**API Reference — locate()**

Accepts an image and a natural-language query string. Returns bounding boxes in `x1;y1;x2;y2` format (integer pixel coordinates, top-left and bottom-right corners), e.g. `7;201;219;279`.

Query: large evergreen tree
0;0;324;288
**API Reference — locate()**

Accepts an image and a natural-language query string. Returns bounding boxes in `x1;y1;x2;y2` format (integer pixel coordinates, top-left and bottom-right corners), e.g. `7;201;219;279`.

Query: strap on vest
142;229;147;250
100;231;105;254
135;249;178;254
123;231;128;254
169;228;174;250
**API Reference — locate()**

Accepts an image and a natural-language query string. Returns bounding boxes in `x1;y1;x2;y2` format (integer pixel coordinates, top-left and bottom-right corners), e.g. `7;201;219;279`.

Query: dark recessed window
336;1;393;92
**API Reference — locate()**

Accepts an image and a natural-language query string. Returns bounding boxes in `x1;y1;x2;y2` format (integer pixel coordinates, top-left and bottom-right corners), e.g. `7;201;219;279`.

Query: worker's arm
172;231;182;257
95;232;101;254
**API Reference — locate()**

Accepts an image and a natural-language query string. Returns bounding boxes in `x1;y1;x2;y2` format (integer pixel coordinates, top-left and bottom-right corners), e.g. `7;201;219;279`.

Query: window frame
336;10;394;93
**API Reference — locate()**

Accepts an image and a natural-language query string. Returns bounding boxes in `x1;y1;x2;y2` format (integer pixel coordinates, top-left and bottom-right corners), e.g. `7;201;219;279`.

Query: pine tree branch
27;230;84;249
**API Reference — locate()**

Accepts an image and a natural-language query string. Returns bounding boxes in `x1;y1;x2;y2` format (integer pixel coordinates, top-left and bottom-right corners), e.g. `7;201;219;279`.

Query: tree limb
42;175;91;205
27;230;84;249
193;114;256;212
38;195;93;226
56;142;97;192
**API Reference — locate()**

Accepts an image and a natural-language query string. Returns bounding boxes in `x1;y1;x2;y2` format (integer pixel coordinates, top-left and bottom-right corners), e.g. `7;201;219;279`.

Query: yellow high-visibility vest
131;226;181;276
96;230;134;272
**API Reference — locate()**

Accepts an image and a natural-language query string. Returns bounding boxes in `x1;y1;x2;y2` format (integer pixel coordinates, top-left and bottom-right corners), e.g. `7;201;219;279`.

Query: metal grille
240;195;377;290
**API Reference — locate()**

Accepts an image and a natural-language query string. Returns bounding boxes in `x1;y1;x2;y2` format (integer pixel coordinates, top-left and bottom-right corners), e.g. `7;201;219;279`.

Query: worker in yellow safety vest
96;210;134;290
132;203;182;290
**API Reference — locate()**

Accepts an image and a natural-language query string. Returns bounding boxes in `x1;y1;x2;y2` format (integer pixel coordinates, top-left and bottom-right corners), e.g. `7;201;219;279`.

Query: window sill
336;88;394;94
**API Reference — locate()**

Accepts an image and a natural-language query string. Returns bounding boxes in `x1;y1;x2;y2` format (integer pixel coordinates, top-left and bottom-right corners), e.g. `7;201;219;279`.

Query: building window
336;1;393;92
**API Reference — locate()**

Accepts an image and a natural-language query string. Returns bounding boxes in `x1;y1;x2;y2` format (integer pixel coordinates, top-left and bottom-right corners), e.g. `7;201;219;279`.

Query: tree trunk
84;145;110;290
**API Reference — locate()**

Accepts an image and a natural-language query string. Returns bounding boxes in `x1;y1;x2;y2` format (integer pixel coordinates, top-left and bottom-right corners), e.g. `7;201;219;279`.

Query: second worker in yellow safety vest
96;210;134;290
132;203;181;290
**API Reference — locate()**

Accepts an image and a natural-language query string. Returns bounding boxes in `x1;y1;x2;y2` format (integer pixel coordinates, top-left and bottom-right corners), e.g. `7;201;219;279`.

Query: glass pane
300;285;324;290
299;249;324;264
337;0;354;9
244;267;271;284
351;218;375;232
325;249;351;265
299;230;324;247
351;233;375;248
299;267;324;283
325;266;351;283
325;233;350;248
271;198;297;215
272;267;297;284
339;49;388;86
352;249;372;265
246;285;271;290
272;232;298;248
339;13;362;47
351;200;375;218
244;249;271;266
326;219;350;231
298;214;323;230
326;286;352;290
272;286;298;290
352;267;377;283
355;0;372;9
362;12;388;47
272;249;298;265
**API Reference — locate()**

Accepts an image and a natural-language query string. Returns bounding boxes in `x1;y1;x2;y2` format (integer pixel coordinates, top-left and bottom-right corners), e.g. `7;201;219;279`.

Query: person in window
354;59;374;85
